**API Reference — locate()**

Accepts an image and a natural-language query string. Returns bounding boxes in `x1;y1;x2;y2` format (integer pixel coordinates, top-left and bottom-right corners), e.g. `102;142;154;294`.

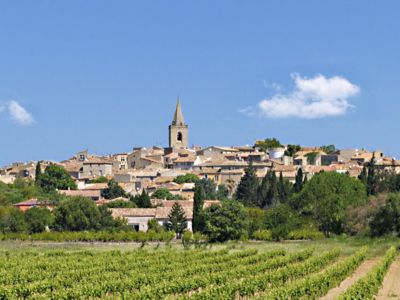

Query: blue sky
1;1;400;166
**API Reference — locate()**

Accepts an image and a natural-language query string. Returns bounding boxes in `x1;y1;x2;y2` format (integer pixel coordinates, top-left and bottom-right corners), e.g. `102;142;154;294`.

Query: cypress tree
193;183;206;232
294;168;304;193
277;172;292;203
235;161;258;206
358;164;367;186
35;161;42;186
138;191;152;208
367;155;377;195
265;170;278;208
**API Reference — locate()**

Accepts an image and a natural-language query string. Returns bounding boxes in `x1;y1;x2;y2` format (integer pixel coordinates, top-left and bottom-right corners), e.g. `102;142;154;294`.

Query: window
177;132;183;142
133;224;140;231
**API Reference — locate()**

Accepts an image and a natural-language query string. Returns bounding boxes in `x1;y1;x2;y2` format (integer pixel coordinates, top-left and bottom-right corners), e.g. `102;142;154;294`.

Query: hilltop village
1;101;399;231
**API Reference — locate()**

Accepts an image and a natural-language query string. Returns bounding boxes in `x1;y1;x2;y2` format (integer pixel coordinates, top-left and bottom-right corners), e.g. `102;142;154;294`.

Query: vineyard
0;243;398;299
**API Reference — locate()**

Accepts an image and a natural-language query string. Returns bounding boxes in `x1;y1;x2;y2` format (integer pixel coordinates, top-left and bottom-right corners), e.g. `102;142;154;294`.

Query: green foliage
252;229;272;241
105;200;136;208
167;202;188;238
236;162;258;206
151;188;184;200
0;206;28;233
0;230;176;243
132;191;152;208
338;246;397;300
101;180;126;199
216;184;229;199
203;200;249;242
193;183;206;232
35;162;42;186
25;207;54;233
294;168;304;193
265;203;300;241
257;169;277;208
369;193;400;236
343;194;386;236
291;172;367;236
147;218;164;233
174;174;199;184
90;176;109;183
277;172;293;203
320;144;336;154
54;196;122;231
196;178;217;199
284;144;301;157
0;179;37;205
255;137;282;151
287;228;324;240
39;165;77;192
305;151;319;164
265;247;368;299
246;207;266;236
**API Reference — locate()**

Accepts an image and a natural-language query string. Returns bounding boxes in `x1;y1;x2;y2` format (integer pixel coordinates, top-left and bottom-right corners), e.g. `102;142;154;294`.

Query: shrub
252;229;272;241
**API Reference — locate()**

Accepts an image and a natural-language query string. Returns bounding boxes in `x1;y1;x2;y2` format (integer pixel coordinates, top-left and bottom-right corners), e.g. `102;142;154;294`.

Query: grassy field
0;236;397;256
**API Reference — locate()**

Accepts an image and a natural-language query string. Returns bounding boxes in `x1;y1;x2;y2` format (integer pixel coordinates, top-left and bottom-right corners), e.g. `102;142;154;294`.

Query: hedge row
252;229;324;241
0;231;176;242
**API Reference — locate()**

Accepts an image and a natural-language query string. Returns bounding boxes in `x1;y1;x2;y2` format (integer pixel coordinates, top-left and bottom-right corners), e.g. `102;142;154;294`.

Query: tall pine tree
257;169;278;209
235;161;258;206
35;161;42;186
167;202;188;238
294;168;304;193
277;172;292;203
193;183;206;232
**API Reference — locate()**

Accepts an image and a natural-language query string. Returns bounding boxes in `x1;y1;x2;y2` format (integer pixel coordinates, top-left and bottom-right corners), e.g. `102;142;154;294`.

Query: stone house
82;159;113;177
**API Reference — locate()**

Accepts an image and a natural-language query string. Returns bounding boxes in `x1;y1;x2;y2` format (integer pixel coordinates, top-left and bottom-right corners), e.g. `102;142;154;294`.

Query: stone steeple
172;98;185;126
169;98;188;149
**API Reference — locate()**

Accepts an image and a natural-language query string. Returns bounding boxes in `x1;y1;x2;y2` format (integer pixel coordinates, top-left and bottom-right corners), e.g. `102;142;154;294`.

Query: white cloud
8;100;34;125
248;73;360;119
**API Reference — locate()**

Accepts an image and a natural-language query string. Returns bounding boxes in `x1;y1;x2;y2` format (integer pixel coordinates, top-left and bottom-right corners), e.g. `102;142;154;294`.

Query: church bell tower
169;99;188;149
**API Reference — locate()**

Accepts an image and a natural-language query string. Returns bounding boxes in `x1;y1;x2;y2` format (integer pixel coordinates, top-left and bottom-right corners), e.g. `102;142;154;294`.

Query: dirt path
319;259;379;300
376;259;400;300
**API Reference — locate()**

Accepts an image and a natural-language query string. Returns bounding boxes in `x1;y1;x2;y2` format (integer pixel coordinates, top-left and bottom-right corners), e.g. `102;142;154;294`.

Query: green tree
216;184;229;199
255;138;282;151
236;162;258;206
193;183;206;232
39;165;77;192
320;144;336;154
106;200;136;208
265;203;299;241
369;193;400;236
203;200;249;242
277;172;293;203
174;174;199;184
133;191;152;208
90;176;109;183
167;202;188;238
25;207;54;233
101;180;126;199
358;165;367;186
294;168;304;193
305;152;319;165
257;169;277;208
0;206;28;233
291;172;367;236
284;144;301;157
246;207;266;237
54;196;102;231
151;188;175;200
147;218;164;232
196;178;217;199
35;161;42;186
